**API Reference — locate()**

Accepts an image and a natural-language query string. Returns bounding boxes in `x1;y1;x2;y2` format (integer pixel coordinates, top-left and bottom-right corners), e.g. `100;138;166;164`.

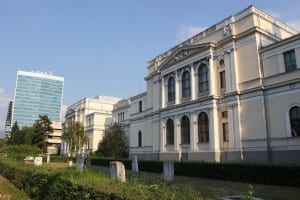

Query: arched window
168;77;175;102
198;64;209;93
182;71;191;98
290;106;300;137
166;119;174;145
138;131;142;147
198;112;209;142
181;116;190;144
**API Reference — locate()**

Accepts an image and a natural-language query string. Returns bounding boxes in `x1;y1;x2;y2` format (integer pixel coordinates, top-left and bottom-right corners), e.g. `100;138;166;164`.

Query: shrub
0;145;41;160
0;157;202;200
49;155;76;163
89;158;300;187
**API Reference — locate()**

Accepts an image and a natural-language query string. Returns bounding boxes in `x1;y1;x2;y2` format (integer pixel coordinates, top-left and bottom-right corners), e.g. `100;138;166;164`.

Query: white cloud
176;25;206;43
287;19;300;31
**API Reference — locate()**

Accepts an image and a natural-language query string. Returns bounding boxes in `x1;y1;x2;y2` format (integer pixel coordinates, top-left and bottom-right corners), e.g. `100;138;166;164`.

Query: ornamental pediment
158;43;213;71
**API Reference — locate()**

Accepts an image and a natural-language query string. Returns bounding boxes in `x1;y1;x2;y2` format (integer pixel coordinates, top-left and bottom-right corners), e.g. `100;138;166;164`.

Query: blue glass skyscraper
12;71;64;127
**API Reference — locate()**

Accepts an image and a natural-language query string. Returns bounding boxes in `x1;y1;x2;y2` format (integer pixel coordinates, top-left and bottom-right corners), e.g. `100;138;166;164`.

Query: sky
0;0;300;133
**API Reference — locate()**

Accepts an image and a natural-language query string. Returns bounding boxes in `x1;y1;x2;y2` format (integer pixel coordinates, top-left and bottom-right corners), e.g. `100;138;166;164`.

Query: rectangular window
139;101;142;112
222;111;228;118
220;71;226;89
284;50;297;72
222;123;229;142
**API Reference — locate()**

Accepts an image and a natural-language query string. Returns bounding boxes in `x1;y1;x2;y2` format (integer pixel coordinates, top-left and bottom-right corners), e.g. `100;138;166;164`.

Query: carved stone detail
223;23;233;36
174;49;189;61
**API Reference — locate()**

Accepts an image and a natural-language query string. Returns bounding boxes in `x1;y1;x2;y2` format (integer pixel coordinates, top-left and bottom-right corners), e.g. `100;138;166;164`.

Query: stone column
209;101;220;152
224;51;232;93
153;80;158;111
175;71;181;105
174;116;180;151
194;64;199;99
191;64;196;100
160;121;166;152
190;113;197;151
161;77;166;108
208;51;216;96
227;106;234;149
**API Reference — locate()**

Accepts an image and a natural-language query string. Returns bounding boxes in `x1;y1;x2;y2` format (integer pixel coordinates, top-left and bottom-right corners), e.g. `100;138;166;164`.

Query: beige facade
128;5;300;163
61;96;121;154
46;121;62;154
112;99;131;139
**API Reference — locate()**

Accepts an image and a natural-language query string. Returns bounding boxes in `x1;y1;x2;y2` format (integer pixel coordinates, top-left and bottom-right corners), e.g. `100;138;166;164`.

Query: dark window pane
166;119;174;145
198;64;209;93
138;131;142;147
223;123;229;142
181;116;190;144
284;50;297;72
290;106;300;137
182;71;191;98
168;77;175;102
198;112;209;142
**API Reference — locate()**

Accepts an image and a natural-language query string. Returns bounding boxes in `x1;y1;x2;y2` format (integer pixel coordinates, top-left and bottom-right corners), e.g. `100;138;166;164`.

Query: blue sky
0;0;300;132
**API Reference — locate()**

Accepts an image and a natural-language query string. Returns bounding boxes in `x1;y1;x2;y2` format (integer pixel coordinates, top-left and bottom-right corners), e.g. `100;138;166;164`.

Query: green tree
8;121;25;145
32;115;53;153
21;126;35;145
97;123;128;158
62;121;88;155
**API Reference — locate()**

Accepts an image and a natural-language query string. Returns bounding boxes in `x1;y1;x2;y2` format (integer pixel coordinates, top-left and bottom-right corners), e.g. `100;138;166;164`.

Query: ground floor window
181;116;190;144
138;131;142;147
222;123;229;142
290;106;300;137
166;119;174;145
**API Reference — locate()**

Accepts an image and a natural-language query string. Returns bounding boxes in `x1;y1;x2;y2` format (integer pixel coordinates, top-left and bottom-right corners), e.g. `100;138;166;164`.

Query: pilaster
209;101;220;150
191;64;196;100
190;112;197;151
175;70;182;104
174;116;180;151
160;120;166;152
161;77;166;108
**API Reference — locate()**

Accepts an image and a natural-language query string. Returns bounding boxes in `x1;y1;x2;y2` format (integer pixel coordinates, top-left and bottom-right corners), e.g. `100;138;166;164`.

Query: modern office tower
12;71;64;128
4;100;13;137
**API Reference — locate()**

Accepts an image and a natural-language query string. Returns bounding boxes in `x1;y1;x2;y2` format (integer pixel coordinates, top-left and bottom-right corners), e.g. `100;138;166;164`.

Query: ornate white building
61;95;121;154
128;5;300;163
112;99;131;138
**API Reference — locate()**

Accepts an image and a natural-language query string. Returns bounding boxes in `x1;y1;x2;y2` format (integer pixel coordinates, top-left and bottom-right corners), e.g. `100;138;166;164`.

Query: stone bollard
46;154;50;163
76;154;84;170
163;161;174;183
132;156;139;172
34;157;43;166
110;161;126;182
68;160;73;167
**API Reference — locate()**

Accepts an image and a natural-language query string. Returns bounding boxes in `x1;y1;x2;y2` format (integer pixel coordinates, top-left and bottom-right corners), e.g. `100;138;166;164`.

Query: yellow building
128;5;300;163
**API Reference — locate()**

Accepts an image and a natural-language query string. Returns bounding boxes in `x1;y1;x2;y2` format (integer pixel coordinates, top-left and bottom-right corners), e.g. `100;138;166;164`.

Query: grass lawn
88;165;300;200
0;175;29;200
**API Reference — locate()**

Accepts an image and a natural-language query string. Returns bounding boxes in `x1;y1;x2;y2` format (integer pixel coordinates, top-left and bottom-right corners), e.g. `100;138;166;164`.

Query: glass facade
12;71;64;128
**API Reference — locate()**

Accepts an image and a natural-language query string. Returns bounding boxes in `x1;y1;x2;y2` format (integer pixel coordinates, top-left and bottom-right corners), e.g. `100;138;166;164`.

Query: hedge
0;157;202;200
89;158;300;187
89;157;163;173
